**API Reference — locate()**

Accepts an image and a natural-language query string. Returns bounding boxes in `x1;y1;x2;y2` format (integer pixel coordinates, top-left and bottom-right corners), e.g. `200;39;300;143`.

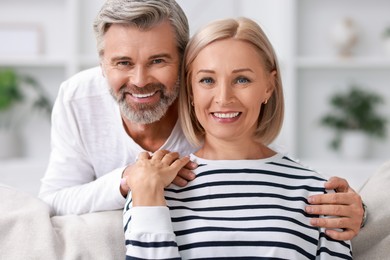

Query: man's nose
129;66;149;88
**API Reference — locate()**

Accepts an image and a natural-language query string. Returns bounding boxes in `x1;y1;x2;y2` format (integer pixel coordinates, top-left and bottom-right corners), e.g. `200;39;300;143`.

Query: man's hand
120;154;197;197
305;176;364;241
172;160;197;186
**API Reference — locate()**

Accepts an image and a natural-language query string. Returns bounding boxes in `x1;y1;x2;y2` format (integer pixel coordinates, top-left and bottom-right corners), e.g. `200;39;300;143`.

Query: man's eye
199;77;214;84
116;61;132;68
152;59;164;64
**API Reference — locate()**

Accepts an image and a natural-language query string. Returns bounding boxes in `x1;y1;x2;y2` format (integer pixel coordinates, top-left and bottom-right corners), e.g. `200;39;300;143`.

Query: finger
325;228;358;241
171;156;191;171
324;176;349;192
310;216;353;230
310;216;360;240
177;167;196;182
183;160;198;170
138;151;151;160
308;192;356;205
172;175;189;187
152;150;170;160
161;152;180;165
306;204;351;217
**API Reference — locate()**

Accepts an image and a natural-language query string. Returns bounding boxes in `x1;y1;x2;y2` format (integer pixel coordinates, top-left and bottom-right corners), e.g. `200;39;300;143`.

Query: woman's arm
123;150;189;259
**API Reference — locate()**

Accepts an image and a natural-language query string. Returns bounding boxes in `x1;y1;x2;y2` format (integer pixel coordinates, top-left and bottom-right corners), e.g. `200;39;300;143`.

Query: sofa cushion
0;184;125;260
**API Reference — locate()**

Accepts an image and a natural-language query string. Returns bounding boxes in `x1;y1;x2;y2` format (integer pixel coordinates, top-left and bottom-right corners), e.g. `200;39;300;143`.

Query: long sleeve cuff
94;166;127;210
129;206;173;234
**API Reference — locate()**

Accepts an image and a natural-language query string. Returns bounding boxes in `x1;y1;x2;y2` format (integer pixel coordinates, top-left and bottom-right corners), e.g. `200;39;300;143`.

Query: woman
123;17;352;259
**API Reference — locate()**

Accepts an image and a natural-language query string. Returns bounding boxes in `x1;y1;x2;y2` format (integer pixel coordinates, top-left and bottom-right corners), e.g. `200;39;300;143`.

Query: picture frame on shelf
0;24;43;57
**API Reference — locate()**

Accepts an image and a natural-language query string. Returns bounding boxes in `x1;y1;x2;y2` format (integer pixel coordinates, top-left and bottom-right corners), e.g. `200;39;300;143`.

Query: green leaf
320;85;387;150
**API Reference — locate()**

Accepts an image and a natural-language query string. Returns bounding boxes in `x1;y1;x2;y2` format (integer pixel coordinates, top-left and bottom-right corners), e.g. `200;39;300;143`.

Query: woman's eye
199;77;214;84
236;77;250;84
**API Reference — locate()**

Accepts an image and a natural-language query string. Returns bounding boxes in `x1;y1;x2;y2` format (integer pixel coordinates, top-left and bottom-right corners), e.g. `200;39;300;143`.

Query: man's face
101;21;180;124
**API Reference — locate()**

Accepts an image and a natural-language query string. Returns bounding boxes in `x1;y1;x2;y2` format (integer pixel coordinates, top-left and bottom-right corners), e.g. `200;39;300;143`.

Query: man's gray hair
93;0;189;58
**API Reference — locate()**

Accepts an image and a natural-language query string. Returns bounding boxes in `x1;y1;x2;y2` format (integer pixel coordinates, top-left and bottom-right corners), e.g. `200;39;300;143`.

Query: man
39;0;363;241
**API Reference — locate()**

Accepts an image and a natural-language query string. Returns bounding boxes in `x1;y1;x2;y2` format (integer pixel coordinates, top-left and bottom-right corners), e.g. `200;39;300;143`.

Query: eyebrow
108;53;173;63
109;56;131;62
196;68;254;74
196;69;214;74
149;53;173;60
232;68;254;73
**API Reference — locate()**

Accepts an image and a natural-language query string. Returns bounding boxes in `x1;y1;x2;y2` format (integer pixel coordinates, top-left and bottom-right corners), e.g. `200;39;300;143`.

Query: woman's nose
215;84;234;105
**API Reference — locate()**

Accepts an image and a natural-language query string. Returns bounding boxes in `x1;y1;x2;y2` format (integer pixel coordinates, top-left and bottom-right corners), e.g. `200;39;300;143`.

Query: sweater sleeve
123;200;181;259
38;81;126;215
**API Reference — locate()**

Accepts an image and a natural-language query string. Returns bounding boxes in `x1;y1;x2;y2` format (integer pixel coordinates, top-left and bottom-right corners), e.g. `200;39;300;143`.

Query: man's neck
122;103;178;152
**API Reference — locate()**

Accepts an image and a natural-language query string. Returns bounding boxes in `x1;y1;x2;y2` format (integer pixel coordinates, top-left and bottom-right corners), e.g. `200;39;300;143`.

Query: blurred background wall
1;0;389;194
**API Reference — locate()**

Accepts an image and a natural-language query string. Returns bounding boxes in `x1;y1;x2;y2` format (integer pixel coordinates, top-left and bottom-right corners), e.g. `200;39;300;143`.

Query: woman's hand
123;150;190;206
120;152;196;197
305;176;364;241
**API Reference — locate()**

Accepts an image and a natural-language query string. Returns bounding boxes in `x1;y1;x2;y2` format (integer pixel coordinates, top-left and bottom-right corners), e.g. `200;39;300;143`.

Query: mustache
117;83;166;100
119;82;166;94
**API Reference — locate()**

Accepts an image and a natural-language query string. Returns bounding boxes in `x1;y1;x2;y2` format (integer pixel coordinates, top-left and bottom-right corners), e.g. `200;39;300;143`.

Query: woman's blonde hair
179;17;284;147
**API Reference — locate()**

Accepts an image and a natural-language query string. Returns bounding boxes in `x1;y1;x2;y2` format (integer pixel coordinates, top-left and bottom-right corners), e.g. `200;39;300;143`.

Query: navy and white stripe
124;153;352;259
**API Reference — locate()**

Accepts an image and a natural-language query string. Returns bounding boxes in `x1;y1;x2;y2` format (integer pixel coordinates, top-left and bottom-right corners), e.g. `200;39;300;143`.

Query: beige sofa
351;160;390;260
0;161;389;259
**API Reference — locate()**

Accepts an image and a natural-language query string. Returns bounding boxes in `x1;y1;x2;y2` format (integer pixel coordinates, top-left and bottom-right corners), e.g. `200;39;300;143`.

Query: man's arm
305;176;364;241
39;81;126;215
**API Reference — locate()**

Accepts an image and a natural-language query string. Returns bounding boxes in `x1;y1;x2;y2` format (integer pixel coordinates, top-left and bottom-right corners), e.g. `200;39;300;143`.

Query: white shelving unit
0;0;104;161
294;0;390;160
0;0;389;193
292;0;390;185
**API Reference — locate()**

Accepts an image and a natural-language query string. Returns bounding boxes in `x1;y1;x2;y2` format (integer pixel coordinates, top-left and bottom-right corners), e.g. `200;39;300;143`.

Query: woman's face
190;38;274;143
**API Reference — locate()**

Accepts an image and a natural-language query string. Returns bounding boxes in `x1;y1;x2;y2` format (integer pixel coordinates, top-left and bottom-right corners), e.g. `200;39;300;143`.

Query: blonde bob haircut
179;17;284;147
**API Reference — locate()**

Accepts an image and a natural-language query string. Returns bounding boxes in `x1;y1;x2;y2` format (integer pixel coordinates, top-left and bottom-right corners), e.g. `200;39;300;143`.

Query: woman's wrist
131;185;166;206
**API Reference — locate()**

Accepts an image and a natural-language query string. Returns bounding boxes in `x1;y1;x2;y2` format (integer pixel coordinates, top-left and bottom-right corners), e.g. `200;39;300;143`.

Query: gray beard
110;82;179;124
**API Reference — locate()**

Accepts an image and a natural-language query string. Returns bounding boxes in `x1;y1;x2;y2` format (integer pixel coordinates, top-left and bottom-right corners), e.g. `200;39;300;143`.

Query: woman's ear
265;70;277;98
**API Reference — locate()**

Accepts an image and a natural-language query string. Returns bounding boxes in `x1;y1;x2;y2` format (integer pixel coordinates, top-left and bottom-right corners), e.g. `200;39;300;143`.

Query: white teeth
213;112;240;118
132;92;155;98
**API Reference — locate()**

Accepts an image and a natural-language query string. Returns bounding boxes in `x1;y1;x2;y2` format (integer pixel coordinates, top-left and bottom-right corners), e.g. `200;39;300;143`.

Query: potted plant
320;85;387;159
0;68;52;158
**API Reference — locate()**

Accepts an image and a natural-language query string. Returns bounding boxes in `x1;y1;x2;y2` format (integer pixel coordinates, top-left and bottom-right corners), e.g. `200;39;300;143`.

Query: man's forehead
102;21;179;59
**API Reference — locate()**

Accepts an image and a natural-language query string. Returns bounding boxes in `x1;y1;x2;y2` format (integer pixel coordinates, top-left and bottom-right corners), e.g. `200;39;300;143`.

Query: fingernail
306;206;312;213
308;197;315;204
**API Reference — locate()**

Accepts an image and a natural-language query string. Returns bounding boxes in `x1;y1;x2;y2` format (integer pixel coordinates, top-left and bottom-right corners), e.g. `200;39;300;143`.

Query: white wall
1;0;388;194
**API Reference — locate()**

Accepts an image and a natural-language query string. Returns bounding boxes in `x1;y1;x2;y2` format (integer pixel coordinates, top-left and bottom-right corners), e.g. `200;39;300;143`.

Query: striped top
123;153;352;259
